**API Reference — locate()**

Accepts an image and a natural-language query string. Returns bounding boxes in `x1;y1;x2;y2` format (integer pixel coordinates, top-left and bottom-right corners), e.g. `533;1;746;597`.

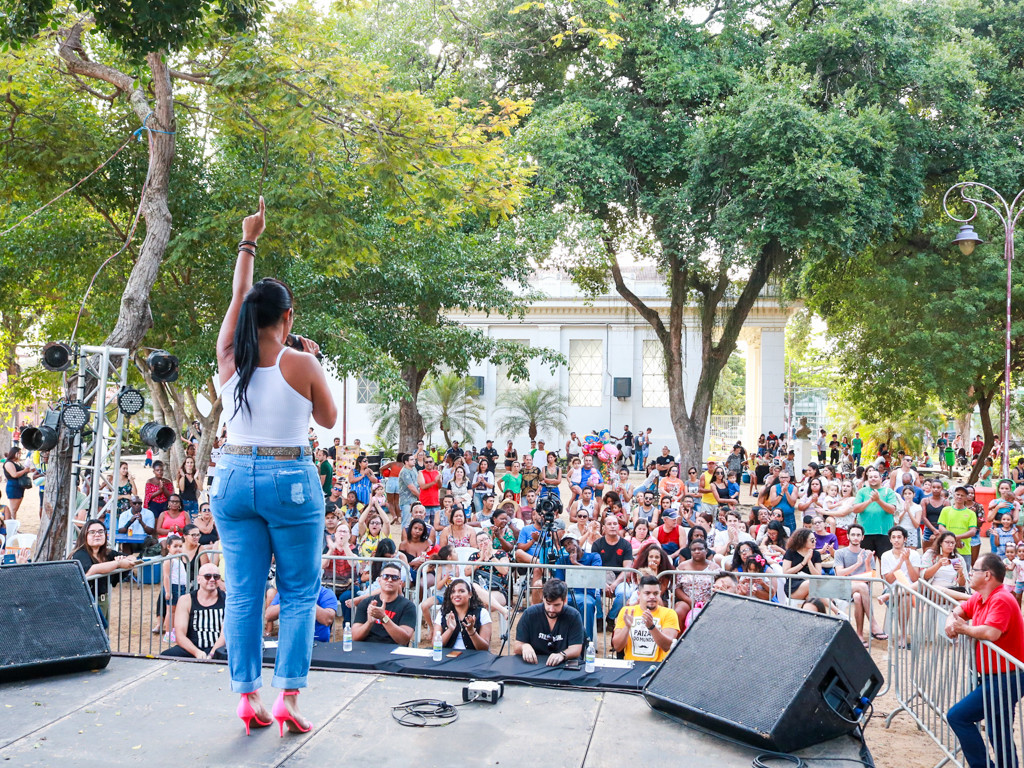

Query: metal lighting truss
65;346;131;556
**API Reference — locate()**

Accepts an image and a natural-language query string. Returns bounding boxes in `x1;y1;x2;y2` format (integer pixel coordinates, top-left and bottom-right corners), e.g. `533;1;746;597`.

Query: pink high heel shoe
237;694;272;736
272;691;312;736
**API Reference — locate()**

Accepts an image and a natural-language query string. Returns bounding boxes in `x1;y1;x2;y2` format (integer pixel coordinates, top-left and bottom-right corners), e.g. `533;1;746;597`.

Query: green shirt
938;506;977;556
319;459;333;494
852;438;863;454
854;485;899;535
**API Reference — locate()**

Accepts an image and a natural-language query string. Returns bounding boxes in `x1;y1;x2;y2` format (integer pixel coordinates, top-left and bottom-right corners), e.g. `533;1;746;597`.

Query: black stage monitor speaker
643;593;882;752
0;561;111;683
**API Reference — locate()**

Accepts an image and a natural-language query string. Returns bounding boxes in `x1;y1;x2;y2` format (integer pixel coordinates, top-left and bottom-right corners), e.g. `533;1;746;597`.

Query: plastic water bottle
432;627;443;661
343;621;352;651
585;641;596;674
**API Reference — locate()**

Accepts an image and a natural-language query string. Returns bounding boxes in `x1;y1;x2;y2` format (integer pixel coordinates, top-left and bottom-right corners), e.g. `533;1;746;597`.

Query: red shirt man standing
946;552;1024;768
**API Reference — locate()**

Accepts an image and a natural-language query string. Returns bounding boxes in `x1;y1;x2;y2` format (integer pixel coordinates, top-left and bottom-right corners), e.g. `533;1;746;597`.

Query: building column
742;328;763;450
742;327;787;448
760;329;787;438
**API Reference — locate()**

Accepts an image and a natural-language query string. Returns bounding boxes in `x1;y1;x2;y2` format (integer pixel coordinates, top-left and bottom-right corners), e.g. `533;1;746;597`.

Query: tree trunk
189;384;223;474
956;413;973;443
398;364;427;453
967;390;996;485
609;239;782;476
36;35;177;561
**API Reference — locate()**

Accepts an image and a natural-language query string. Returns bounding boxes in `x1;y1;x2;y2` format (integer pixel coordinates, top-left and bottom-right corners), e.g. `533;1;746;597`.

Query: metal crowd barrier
884;580;975;768
86;552;194;656
411;559;642;658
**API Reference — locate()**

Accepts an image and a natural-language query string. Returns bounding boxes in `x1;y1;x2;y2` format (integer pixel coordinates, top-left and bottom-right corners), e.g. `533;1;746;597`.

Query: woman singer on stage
213;197;337;736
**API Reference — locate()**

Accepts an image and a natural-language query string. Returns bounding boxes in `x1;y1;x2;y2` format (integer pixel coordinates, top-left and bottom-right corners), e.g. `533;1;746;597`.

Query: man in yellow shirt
938;485;979;566
612;575;680;662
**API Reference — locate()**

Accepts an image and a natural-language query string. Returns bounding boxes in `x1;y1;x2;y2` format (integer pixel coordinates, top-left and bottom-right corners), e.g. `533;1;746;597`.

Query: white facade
323;267;793;456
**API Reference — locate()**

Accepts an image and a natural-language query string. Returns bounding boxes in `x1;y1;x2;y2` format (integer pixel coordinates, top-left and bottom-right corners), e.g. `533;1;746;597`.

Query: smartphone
446;651;463;658
563;658;582;671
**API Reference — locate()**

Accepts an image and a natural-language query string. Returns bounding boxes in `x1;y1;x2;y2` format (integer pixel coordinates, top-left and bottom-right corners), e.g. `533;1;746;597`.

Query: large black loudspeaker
0;561;111;683
644;593;882;752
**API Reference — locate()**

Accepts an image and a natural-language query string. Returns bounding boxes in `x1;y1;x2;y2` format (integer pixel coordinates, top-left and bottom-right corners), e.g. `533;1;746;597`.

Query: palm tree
827;399;947;458
419;373;486;447
370;373;485;449
494;386;568;441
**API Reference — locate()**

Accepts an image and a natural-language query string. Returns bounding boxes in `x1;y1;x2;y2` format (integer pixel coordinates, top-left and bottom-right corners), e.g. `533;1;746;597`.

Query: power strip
462;680;504;704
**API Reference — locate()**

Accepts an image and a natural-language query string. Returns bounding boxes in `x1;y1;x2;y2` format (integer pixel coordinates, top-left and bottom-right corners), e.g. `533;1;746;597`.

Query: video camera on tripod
537;494;562;530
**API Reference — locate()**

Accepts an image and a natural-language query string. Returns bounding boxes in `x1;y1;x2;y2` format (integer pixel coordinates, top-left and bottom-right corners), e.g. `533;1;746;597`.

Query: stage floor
0;656;872;767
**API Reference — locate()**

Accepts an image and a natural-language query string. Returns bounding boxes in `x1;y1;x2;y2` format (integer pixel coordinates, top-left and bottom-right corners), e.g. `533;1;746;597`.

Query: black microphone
286;333;323;361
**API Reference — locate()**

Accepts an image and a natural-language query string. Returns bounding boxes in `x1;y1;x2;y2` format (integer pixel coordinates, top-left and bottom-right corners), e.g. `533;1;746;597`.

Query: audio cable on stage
390;698;466;728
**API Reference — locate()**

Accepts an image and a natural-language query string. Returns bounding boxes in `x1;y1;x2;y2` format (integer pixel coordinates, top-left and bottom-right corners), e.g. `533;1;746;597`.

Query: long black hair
731;540;766;572
439;578;485;648
369;538;398;582
232;278;293;416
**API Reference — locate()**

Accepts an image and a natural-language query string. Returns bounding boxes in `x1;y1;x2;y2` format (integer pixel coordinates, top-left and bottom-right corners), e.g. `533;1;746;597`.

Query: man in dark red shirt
946;552;1024;767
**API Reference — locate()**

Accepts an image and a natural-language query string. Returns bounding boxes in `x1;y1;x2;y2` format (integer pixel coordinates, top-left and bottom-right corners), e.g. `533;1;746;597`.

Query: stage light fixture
140;421;175;451
41;342;73;372
117;386;145;416
60;401;90;433
21;410;61;452
146;350;179;383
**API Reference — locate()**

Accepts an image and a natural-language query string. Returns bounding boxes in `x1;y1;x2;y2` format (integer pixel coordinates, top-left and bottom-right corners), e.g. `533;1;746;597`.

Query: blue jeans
569;591;600;639
212;449;324;694
948;672;1024;768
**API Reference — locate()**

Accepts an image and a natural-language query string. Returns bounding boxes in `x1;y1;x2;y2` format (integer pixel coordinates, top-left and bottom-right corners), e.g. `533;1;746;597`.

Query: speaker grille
0;561;111;679
645;594;840;735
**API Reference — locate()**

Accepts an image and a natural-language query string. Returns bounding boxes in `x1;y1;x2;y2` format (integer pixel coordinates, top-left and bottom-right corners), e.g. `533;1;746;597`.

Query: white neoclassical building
324;266;792;455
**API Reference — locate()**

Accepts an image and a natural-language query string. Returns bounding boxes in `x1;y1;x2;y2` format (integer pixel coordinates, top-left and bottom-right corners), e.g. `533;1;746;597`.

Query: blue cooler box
139;559;162;584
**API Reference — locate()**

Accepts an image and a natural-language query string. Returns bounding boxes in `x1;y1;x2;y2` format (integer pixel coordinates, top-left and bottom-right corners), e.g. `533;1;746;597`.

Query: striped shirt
186;588;225;652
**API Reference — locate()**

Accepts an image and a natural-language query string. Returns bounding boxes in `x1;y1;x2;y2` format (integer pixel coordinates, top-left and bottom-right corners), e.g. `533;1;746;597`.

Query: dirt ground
7;458;949;767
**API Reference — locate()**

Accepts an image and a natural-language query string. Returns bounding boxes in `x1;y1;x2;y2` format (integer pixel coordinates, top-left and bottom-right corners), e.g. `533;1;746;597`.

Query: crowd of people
8;422;1024;665
228;425;1024;660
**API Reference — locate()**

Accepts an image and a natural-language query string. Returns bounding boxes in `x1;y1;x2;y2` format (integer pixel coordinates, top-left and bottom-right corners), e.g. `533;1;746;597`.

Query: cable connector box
462;680;504;704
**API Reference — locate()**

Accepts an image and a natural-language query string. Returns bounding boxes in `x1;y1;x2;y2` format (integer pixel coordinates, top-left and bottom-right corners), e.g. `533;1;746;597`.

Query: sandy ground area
6;458;949;767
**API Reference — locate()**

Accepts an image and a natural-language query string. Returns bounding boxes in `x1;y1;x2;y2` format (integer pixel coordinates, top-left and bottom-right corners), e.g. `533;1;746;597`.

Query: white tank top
219;347;312;447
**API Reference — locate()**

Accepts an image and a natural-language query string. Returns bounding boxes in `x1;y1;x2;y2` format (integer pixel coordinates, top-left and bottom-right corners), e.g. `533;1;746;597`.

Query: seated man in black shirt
513;579;584;666
352;560;417;645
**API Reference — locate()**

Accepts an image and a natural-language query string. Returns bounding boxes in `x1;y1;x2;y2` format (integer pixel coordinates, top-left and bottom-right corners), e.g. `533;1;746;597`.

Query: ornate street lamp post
943;183;1024;474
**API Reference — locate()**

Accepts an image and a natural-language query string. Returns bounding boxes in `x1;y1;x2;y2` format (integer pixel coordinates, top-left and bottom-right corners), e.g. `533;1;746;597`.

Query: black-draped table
262;640;654;691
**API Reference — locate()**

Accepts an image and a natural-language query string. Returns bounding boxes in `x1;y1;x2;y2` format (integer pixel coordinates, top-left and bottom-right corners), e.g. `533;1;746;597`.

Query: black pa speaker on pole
0;561;111;683
643;592;882;752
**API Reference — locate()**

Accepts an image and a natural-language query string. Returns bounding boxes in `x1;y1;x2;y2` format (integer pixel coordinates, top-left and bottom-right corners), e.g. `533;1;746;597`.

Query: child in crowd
568;457;583;506
160;535;187;642
1008;544;1024;607
726;471;740;504
991;513;1017;558
1003;542;1018;587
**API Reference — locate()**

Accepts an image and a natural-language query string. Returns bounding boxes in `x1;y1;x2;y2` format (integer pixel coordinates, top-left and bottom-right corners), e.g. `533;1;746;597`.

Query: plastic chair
7;533;36;551
454;546;479;579
3;519;20;541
